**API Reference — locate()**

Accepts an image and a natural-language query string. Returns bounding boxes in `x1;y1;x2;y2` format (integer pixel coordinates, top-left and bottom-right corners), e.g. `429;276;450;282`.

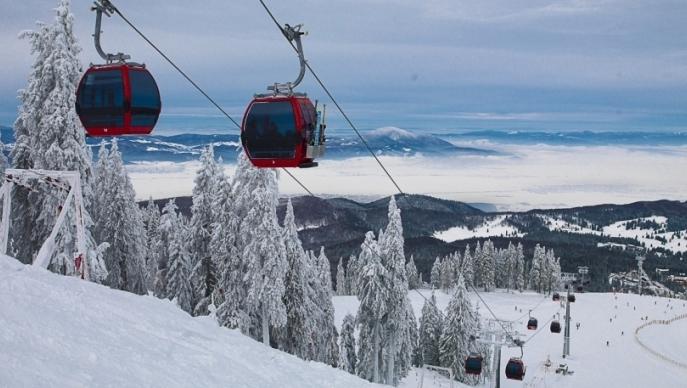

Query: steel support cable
103;1;318;196
256;0;405;195
106;2;242;129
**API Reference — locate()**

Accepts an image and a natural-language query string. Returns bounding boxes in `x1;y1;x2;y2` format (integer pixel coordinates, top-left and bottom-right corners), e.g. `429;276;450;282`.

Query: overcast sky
1;0;686;131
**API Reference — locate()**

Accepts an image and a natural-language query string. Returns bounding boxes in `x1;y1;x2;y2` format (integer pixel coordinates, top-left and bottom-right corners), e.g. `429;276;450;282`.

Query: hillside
0;255;381;388
145;195;687;293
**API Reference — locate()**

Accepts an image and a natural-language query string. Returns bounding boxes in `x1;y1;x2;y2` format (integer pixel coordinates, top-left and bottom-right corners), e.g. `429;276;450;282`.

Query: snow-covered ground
128;144;687;211
541;215;687;253
637;315;687;366
4;253;687;388
334;289;687;388
0;255;380;388
433;215;524;242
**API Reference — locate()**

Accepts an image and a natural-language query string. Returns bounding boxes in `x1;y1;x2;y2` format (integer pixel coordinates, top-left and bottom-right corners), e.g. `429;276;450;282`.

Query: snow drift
0;255;379;388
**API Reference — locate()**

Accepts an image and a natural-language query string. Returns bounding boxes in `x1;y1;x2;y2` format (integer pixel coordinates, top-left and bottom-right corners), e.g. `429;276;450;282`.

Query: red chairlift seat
505;357;526;380
241;94;323;168
552;292;561;301
76;63;161;137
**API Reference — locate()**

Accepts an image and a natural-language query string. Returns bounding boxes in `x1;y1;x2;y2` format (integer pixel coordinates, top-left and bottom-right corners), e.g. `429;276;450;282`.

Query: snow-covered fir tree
189;145;221;315
279;199;317;359
143;197;161;291
406;255;419;289
242;167;287;346
462;244;474;288
430;257;442;290
514;243;526;292
529;244;545;292
155;200;181;298
336;257;348;296
338;313;357;374
440;255;455;292
11;0;103;281
314;247;339;365
439;274;481;384
92;140;147;294
356;231;387;384
481;240;496;291
345;254;358;295
378;197;412;385
418;293;443;367
165;223;193;314
472;242;483;289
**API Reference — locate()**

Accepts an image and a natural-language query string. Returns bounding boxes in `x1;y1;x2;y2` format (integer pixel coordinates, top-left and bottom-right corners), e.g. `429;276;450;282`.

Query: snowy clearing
541;215;687;253
0;255;381;388
433;215;524;242
334;289;687;388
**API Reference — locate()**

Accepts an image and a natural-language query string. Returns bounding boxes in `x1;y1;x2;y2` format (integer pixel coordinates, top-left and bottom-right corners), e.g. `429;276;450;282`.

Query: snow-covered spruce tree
462;244;474;288
278;199;317;359
406;255;419;290
11;0;104;281
189;145;221;315
338;313;357;374
165;217;193;314
418;293;443;367
440;254;455;292
336;257;348;296
378;196;412;385
315;247;339;366
472;241;483;288
345;254;358;295
143;197;162;291
243;179;288;346
451;251;462;288
504;242;516;291
213;174;244;330
481;240;496;291
399;302;418;376
514;243;526;292
356;231;388;384
439;274;480;384
529;244;544;292
155;200;181;298
430;257;442;290
93;140;147;294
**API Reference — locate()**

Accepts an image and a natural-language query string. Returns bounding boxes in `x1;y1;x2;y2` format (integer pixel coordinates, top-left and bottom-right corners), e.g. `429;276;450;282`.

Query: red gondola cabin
76;63;161;137
241;95;323;168
505;358;526;380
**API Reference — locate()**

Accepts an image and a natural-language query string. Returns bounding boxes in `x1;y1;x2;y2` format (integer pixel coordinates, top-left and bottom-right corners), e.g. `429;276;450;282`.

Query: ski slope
334;290;687;387
0;255;381;388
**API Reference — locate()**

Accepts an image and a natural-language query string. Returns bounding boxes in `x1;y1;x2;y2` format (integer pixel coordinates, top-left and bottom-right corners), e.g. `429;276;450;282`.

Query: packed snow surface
334;289;687;387
0;255;380;388
433;215;524;242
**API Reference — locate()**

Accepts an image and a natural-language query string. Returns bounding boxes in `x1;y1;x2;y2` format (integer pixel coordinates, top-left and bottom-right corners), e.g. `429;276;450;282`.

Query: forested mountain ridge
145;195;687;292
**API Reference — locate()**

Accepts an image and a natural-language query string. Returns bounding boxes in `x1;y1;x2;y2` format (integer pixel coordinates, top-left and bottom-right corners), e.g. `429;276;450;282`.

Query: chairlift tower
563;285;572;358
476;319;522;388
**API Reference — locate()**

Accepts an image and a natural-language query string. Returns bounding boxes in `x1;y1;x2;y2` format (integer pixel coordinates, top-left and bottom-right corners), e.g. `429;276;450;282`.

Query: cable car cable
256;0;405;195
96;1;319;196
103;1;242;130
